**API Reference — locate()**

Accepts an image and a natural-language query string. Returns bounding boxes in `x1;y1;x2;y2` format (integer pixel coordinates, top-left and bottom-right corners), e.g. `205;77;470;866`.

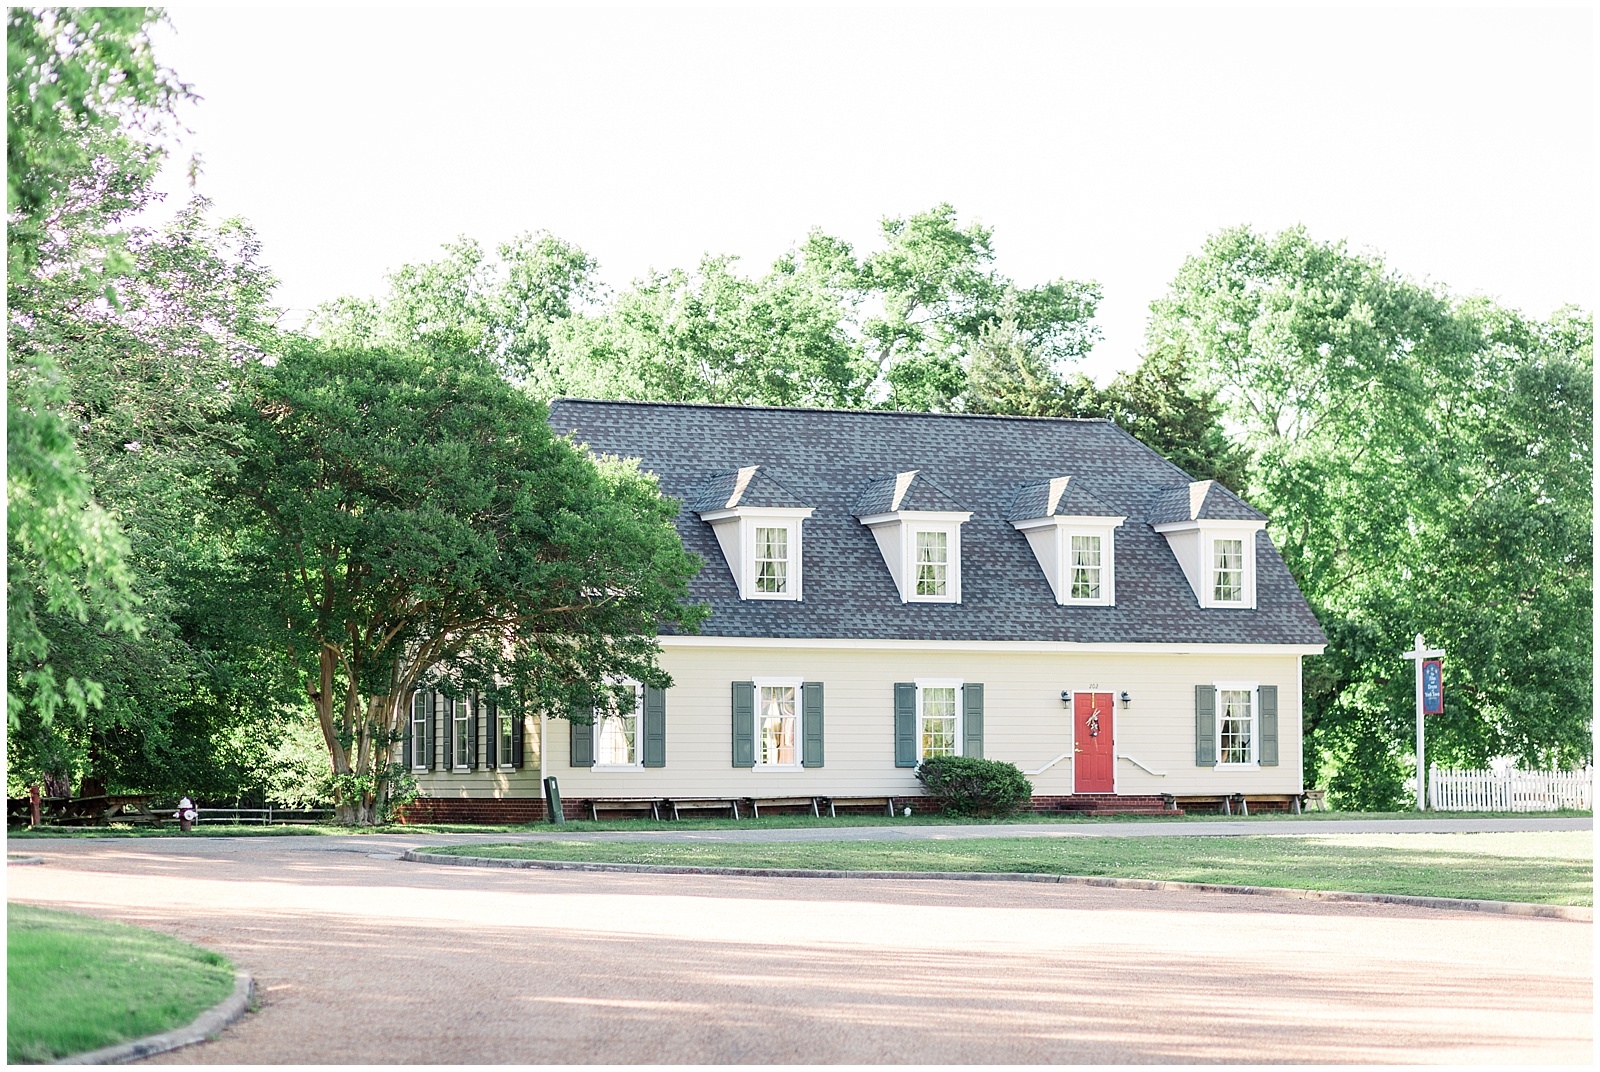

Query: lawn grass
432;830;1595;906
7;807;1590;838
6;904;235;1063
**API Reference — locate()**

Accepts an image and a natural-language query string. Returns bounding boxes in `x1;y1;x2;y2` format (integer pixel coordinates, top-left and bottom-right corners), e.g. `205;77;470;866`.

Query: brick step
1043;794;1183;817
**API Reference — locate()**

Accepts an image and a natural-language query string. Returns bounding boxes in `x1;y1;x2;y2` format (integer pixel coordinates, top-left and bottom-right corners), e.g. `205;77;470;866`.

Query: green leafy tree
1150;226;1592;801
8;7;300;800
852;204;1101;410
553;252;872;408
310;232;600;390
1101;342;1253;492
6;6;182;736
222;343;706;824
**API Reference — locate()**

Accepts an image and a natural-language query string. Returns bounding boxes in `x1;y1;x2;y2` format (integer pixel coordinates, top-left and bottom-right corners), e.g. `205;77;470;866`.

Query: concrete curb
53;971;253;1065
404;849;1593;922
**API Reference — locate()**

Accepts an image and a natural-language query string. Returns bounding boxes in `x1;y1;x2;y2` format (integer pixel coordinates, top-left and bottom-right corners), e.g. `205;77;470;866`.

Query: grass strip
433;830;1594;906
8;808;1591;838
6;904;235;1064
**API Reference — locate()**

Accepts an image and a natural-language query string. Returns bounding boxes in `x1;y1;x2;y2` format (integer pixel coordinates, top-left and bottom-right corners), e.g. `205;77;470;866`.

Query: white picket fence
1428;766;1593;812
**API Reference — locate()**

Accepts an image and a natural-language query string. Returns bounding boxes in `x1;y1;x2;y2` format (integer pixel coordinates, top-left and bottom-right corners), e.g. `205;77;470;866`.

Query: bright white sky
151;3;1593;383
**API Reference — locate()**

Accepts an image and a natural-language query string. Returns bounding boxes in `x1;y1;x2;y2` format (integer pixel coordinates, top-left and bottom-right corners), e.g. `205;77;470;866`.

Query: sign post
1400;633;1445;811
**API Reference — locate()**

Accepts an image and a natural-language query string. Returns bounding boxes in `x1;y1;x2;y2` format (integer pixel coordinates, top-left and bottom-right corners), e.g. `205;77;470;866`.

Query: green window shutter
894;683;917;768
1258;686;1279;766
434;692;447;771
642;686;667;768
423;691;435;769
484;701;498;769
401;694;413;770
511;711;525;769
962;683;985;759
1195;686;1217;767
569;704;594;768
467;697;479;770
731;681;755;768
801;682;824;768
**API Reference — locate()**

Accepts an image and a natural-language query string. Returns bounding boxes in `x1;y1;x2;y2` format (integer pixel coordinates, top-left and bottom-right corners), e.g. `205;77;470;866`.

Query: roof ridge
549;396;1114;424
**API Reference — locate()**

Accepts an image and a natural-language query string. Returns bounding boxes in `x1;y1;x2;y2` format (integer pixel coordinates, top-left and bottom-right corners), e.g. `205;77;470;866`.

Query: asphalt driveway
6;834;1591;1064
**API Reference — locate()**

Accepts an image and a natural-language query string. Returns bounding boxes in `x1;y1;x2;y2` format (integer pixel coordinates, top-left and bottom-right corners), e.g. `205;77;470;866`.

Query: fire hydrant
174;796;198;832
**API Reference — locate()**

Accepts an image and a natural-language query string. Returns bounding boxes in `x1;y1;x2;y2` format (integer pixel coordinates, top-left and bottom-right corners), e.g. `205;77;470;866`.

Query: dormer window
689;466;815;602
915;531;949;596
853;471;971;604
1070;534;1103;600
1148;480;1268;610
1212;538;1245;603
754;526;790;594
1005;476;1126;607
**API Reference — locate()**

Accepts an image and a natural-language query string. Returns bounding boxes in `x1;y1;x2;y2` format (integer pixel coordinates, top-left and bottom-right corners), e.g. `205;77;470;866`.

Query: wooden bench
583;797;664;821
746;796;822;819
1175;794;1302;816
819;796;902;818
665;797;742;820
1301;790;1327;812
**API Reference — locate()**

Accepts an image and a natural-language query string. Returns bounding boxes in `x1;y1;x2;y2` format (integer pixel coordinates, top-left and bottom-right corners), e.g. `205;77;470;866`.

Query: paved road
8;837;1591;1064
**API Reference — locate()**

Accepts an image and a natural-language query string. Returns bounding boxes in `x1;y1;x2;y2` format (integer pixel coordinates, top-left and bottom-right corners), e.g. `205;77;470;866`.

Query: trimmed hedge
915;755;1033;817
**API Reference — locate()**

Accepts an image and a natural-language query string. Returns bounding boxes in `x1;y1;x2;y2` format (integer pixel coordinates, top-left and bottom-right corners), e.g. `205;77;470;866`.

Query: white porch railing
1428;766;1593;812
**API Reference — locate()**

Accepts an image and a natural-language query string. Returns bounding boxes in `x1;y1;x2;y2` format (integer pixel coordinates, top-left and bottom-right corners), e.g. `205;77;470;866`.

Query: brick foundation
394;797;586;824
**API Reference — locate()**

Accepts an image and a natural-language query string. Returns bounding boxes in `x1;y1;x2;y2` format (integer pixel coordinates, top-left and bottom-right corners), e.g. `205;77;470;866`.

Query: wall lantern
1120;691;1131;708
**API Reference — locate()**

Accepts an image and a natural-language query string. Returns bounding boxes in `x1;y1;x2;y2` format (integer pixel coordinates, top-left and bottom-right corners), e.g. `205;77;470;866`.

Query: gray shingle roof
851;470;967;516
685;465;810;512
1003;476;1123;522
549;399;1326;646
1146;480;1268;525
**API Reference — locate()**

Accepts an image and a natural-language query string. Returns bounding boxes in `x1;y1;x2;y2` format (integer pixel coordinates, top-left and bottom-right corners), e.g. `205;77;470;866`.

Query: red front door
1073;692;1115;794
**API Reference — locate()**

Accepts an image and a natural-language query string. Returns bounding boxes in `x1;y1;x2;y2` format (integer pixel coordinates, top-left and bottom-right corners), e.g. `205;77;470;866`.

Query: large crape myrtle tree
223;343;705;824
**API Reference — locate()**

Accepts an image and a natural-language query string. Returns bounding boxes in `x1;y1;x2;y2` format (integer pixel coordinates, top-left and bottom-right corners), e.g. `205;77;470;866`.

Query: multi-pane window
1070;535;1102;600
757;684;798;766
915;531;948;596
498;709;516;769
920;686;958;759
754;526;789;594
1213;539;1244;602
596;684;641;767
452;697;471;768
410;693;429;771
1219;688;1253;764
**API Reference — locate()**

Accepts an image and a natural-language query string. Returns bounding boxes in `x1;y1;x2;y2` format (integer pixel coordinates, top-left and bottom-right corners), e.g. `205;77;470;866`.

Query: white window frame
451;696;471;771
1213;681;1259;768
1199;528;1259;609
1210;536;1247;605
915;678;964;761
593;680;645;771
496;707;517;771
1061;525;1118;606
911;527;952;599
751;676;804;770
751;521;797;598
410;692;430;773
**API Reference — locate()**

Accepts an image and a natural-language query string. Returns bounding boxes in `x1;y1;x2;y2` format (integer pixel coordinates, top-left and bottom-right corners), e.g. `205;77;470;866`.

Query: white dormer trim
1011;514;1127;606
858;509;972;603
698;506;816;601
1151;519;1267;609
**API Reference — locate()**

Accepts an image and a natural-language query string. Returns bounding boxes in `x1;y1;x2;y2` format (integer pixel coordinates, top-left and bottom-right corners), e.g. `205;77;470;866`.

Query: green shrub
915;755;1033;817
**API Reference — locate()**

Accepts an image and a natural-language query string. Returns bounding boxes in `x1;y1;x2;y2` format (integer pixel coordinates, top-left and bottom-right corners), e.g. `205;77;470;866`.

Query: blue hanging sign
1422;659;1443;714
